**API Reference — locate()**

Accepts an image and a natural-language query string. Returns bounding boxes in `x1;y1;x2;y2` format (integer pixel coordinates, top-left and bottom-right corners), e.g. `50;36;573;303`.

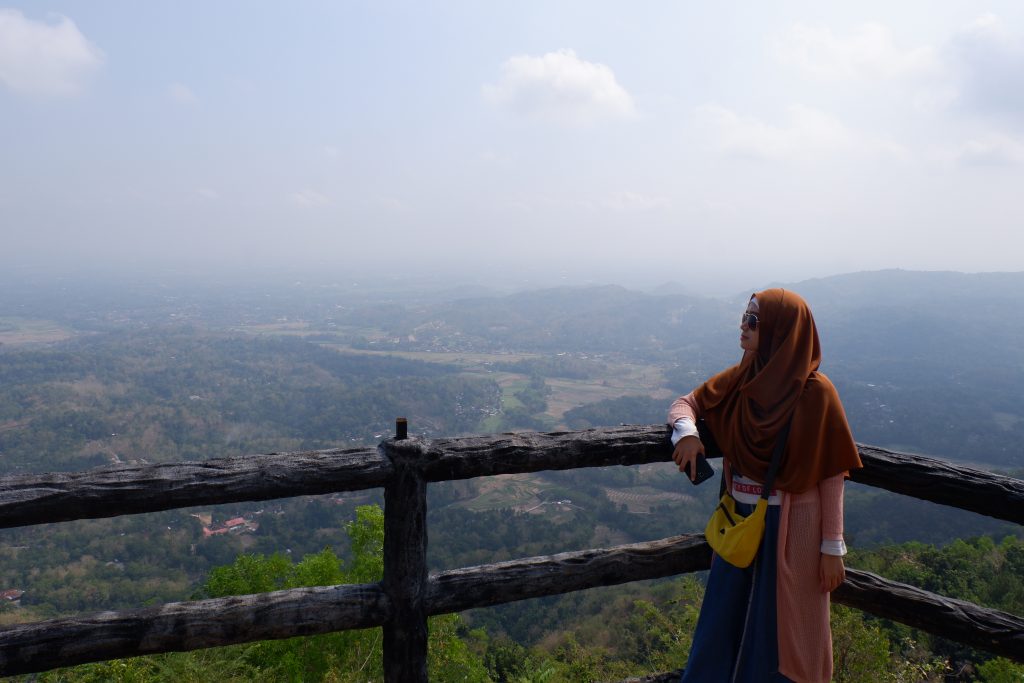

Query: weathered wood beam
850;444;1024;525
2;539;1021;676
0;447;388;529
426;534;712;614
381;437;429;682
0;536;711;677
423;426;1024;525
835;568;1024;663
0;425;1020;530
0;583;390;677
421;425;672;482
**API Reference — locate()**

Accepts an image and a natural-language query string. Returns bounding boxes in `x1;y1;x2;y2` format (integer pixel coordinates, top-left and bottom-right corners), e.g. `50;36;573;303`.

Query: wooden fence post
381;419;428;682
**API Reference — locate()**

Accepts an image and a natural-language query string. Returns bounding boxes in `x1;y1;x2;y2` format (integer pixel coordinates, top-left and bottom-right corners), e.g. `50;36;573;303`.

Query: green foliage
470;577;704;681
847;536;1024;675
843;487;1023;547
0;332;500;473
204;552;296;597
831;606;948;682
850;536;1024;617
497;374;553;431
343;504;384;582
563;395;669;429
490;356;606;381
977;657;1024;683
37;505;488;682
427;614;492;682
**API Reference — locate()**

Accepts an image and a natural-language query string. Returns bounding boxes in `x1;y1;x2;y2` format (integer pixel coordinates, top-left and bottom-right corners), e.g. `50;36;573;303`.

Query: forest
0;270;1022;680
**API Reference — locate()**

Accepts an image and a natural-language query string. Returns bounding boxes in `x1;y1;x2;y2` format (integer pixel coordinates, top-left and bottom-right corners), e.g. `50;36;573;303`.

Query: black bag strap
760;419;792;500
714;419;793;501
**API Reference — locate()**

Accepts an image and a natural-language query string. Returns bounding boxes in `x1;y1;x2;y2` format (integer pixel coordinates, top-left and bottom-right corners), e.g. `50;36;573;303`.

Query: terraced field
602;486;695;513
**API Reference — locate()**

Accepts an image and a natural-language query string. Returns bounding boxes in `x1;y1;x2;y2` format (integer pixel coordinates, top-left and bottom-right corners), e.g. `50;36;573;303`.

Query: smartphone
684;454;715;485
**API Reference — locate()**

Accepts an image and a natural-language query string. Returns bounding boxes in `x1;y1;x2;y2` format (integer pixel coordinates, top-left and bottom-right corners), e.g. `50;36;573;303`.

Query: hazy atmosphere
2;1;1023;290
2;6;1024;678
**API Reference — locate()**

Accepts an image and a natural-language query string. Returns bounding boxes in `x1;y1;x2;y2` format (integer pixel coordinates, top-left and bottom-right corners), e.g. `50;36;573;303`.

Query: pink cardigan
670;393;844;683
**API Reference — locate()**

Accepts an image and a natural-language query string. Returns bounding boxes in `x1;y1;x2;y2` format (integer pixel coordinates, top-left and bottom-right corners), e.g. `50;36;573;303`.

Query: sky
2;1;1023;292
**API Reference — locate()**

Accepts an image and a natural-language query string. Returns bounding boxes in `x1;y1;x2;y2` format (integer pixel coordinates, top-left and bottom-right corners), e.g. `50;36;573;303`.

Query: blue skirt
681;501;793;683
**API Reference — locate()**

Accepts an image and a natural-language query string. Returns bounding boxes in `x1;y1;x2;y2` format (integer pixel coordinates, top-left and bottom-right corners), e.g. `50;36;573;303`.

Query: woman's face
739;299;759;352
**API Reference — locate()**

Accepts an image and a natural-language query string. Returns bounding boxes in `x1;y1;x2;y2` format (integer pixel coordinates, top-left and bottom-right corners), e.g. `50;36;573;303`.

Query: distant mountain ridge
350;269;1023;468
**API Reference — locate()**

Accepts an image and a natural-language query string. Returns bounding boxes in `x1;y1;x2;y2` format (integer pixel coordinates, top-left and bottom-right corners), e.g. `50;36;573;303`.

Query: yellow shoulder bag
704;421;791;569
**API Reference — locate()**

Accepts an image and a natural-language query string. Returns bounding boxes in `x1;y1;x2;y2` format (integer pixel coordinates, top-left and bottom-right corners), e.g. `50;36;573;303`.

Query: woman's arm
668;392;706;480
819;472;848;592
668;391;700;428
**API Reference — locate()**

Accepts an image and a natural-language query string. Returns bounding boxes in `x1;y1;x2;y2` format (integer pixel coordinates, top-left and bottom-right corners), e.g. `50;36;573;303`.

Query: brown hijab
694;288;862;493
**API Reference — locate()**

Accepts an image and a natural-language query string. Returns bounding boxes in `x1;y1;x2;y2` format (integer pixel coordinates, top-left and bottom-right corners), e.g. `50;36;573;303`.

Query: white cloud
947;14;1024;122
696;104;911;163
288;189;329;208
167;83;198;106
775;22;936;82
482;48;635;125
696;104;855;161
950;134;1024;166
0;9;104;96
776;16;1024;123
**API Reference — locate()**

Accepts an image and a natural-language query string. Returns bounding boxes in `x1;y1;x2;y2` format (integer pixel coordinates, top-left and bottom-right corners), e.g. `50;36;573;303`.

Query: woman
669;288;862;683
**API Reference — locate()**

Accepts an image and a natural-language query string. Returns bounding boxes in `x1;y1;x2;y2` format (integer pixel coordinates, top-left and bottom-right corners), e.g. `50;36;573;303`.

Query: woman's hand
820;554;845;592
672;435;705;481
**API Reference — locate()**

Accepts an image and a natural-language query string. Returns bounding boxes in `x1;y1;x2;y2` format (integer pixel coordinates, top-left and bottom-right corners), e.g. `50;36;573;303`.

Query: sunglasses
741;312;760;330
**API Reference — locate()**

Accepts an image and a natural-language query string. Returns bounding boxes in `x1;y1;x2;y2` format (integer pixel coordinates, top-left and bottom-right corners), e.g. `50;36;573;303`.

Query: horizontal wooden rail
1;426;1021;530
427;533;712;614
850;444;1024;525
624;563;1024;682
0;583;391;676
2;533;1020;676
0;535;707;676
421;425;670;481
0;447;387;529
834;569;1024;661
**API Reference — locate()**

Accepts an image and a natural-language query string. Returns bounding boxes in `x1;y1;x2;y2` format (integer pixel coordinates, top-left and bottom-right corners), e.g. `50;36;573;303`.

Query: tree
40;505;489;682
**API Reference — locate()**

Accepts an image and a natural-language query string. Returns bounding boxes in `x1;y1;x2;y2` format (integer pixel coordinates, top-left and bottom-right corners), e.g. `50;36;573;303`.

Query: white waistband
732;474;781;506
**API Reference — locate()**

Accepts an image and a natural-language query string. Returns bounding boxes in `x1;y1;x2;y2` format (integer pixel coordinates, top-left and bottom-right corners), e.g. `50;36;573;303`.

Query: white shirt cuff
671;418;699;446
821;538;847;556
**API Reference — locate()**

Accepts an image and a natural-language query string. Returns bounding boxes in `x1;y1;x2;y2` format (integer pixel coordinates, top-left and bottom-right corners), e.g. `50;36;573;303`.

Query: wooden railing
0;423;1022;679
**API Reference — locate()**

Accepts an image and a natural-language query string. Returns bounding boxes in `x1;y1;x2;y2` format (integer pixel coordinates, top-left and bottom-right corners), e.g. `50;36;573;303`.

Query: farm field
0;318;74;345
602;486;695;513
307;341;675;429
456;473;547;512
322;344;672;423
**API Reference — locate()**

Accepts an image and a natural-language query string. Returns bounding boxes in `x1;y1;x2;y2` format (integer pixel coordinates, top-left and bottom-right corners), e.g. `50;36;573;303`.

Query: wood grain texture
1;425;1021;528
0;425;1020;676
0;447;388;529
422;425;673;482
835;568;1024;663
382;438;429;682
426;534;712;614
850;444;1024;525
2;540;1021;675
0;583;390;676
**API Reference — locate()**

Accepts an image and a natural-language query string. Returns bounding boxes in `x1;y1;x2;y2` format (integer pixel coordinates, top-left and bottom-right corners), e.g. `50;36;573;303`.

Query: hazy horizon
3;2;1024;292
1;261;1022;304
